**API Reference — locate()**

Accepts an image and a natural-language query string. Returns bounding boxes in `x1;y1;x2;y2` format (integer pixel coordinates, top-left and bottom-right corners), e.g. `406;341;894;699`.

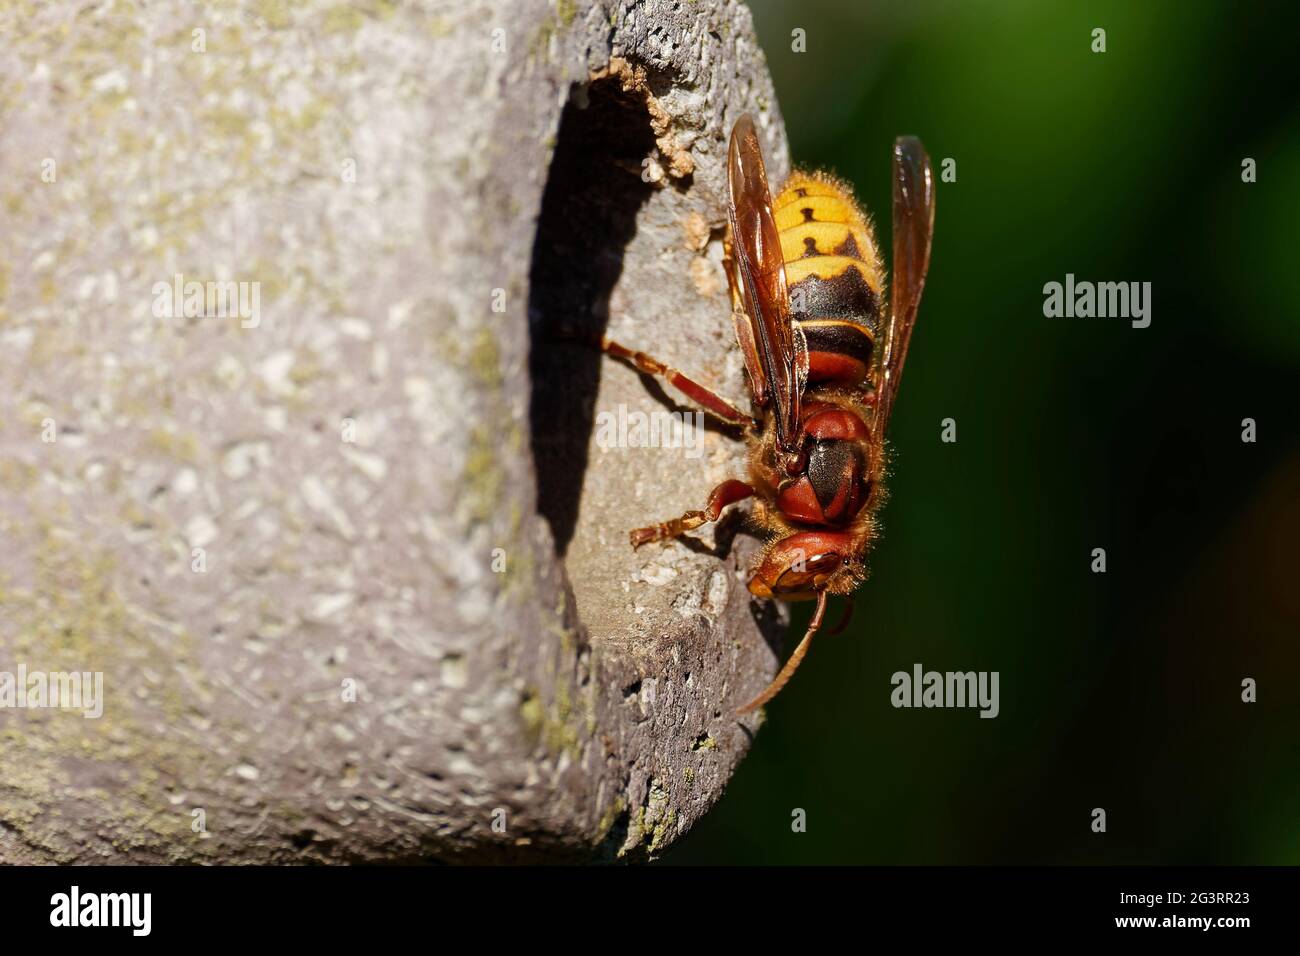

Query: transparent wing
874;135;935;436
727;114;801;453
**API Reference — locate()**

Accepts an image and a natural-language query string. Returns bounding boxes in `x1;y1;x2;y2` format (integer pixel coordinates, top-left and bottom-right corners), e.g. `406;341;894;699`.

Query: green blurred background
667;0;1300;864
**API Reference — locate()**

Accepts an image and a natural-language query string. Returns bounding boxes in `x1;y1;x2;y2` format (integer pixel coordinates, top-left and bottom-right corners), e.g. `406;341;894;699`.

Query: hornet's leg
736;590;829;715
630;479;754;549
588;333;757;429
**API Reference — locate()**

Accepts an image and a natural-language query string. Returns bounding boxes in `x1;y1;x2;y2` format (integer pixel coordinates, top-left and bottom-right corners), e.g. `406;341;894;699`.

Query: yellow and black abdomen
774;173;884;389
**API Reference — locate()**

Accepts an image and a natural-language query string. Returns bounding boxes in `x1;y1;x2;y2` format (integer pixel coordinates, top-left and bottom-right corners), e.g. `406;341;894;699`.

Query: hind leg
556;326;756;428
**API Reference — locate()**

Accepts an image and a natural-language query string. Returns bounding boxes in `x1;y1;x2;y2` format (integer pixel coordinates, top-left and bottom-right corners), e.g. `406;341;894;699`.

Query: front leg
630;479;755;548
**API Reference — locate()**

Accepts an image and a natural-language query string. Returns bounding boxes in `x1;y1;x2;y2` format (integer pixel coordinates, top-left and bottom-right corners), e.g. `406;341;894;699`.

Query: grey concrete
0;0;788;862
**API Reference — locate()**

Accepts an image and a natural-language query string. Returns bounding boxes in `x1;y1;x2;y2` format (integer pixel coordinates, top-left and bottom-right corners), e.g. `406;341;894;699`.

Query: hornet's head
747;530;858;601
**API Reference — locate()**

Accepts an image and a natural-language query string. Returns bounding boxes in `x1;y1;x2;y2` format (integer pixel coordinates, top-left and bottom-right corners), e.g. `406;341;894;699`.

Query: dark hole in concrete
527;77;656;558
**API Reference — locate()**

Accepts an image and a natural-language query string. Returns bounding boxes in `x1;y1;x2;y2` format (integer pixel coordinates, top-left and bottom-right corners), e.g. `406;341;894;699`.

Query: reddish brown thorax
773;402;872;528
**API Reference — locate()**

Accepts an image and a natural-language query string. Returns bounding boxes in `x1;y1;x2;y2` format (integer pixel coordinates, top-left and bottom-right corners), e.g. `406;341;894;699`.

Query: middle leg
630;478;755;548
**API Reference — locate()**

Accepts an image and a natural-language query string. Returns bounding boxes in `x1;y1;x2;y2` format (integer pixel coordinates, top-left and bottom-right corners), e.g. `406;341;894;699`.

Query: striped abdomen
774;173;884;389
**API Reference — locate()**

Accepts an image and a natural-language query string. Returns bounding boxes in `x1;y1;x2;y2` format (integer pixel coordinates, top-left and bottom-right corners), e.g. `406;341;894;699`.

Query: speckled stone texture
0;0;789;862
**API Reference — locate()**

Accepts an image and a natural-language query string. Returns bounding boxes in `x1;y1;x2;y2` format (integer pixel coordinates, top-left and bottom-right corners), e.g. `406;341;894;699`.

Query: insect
597;114;934;715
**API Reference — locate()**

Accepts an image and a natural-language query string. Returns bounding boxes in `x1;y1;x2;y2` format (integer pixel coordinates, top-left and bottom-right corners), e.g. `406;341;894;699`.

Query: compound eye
805;551;842;575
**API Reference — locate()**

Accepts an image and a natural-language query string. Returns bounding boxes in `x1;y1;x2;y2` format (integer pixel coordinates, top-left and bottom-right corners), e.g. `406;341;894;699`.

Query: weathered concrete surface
0;0;788;862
